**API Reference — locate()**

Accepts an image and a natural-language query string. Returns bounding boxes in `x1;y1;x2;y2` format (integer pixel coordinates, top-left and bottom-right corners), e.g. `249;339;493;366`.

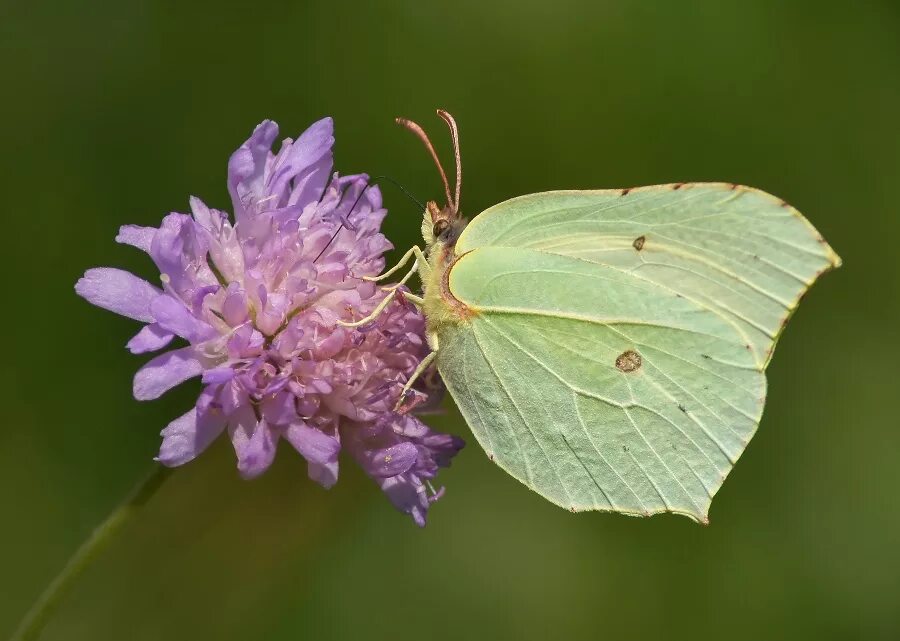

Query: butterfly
342;110;840;523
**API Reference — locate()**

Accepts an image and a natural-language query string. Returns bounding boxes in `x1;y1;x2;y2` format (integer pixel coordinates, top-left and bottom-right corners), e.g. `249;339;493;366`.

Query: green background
2;1;897;639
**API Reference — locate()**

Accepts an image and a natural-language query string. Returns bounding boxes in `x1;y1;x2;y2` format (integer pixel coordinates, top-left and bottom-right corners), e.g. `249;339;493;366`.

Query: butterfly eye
432;219;450;238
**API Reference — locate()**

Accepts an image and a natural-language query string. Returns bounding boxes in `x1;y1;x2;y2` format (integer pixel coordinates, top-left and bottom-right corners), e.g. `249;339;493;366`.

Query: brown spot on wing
621;187;632;196
672;182;685;190
615;350;642;373
632;235;645;251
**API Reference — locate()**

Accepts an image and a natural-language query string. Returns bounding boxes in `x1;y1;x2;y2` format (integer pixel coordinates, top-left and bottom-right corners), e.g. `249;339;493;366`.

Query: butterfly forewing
455;184;840;367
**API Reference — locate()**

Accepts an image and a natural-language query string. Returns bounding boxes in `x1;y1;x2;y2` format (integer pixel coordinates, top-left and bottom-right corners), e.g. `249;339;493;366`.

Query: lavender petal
126;323;175;354
75;268;161;322
156;407;226;467
133;347;204;400
230;411;278;479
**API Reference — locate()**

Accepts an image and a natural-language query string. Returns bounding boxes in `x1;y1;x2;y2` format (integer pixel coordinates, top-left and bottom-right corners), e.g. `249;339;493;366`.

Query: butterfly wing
455;184;840;367
437;185;839;520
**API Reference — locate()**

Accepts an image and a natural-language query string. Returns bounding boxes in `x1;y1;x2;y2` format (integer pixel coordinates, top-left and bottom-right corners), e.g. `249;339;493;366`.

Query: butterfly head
422;200;465;248
396;110;466;250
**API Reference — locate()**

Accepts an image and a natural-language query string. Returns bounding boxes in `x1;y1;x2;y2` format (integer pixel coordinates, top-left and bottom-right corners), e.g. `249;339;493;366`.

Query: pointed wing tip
811;243;842;280
809;228;842;270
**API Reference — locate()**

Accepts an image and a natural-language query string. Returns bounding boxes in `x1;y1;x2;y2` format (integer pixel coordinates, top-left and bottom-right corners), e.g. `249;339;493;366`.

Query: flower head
76;117;463;526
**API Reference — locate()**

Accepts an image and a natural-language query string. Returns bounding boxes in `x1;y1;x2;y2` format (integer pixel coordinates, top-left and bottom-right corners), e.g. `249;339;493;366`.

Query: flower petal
150;294;216;342
284;422;340;465
229;411;278;479
308;460;339;489
126;323;175;354
268;117;334;206
187;196;216;230
133;347;204;400
378;475;429;527
221;285;249;326
260;391;296;425
190;197;245;283
75;268;161;322
149;213;214;293
201;366;234;384
116;225;156;253
156;407;226;467
358;442;419;478
228;120;279;221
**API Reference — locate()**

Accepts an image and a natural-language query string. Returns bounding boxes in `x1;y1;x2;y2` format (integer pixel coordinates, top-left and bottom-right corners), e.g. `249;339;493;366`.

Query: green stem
10;465;174;641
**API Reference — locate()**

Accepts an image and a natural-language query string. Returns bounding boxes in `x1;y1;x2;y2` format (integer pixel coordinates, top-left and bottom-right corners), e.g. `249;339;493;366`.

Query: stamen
256;194;279;206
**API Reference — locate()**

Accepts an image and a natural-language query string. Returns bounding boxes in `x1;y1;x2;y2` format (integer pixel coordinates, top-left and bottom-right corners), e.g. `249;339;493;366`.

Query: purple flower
76;117;463;526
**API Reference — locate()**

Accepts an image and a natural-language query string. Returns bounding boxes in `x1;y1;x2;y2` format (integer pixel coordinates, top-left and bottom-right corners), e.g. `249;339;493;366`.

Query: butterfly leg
337;251;428;328
337;288;400;328
394;332;440;411
360;245;429;282
378;259;420;294
399;292;425;306
394;350;437;411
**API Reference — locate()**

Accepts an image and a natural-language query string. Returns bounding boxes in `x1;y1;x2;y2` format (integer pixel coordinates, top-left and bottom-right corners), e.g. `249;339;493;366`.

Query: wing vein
571;397;647;513
561;434;612;511
638;364;738;464
480;316;624;408
468;328;534;487
474;304;732;344
472;323;576;504
459;333;497;459
622;405;701;514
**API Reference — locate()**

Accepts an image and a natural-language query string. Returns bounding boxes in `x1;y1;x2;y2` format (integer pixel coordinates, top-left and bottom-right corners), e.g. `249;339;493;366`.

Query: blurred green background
1;1;898;639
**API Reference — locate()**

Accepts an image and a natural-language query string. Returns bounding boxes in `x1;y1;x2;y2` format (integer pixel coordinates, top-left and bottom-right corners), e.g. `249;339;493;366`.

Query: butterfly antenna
436;109;461;214
370;174;425;212
313;182;370;263
395;117;454;210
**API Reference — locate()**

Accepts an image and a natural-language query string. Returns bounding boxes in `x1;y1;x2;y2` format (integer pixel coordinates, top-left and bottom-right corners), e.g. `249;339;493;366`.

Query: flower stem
10;465;173;641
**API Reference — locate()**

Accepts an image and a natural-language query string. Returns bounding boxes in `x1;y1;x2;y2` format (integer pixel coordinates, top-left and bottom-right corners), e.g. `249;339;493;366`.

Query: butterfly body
414;197;471;342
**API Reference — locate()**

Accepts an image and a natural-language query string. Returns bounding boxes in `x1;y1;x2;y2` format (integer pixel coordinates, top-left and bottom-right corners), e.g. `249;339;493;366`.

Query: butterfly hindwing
438;246;765;521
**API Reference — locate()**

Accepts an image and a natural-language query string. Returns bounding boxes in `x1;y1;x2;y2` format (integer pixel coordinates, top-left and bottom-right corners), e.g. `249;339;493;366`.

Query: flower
75;117;463;526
